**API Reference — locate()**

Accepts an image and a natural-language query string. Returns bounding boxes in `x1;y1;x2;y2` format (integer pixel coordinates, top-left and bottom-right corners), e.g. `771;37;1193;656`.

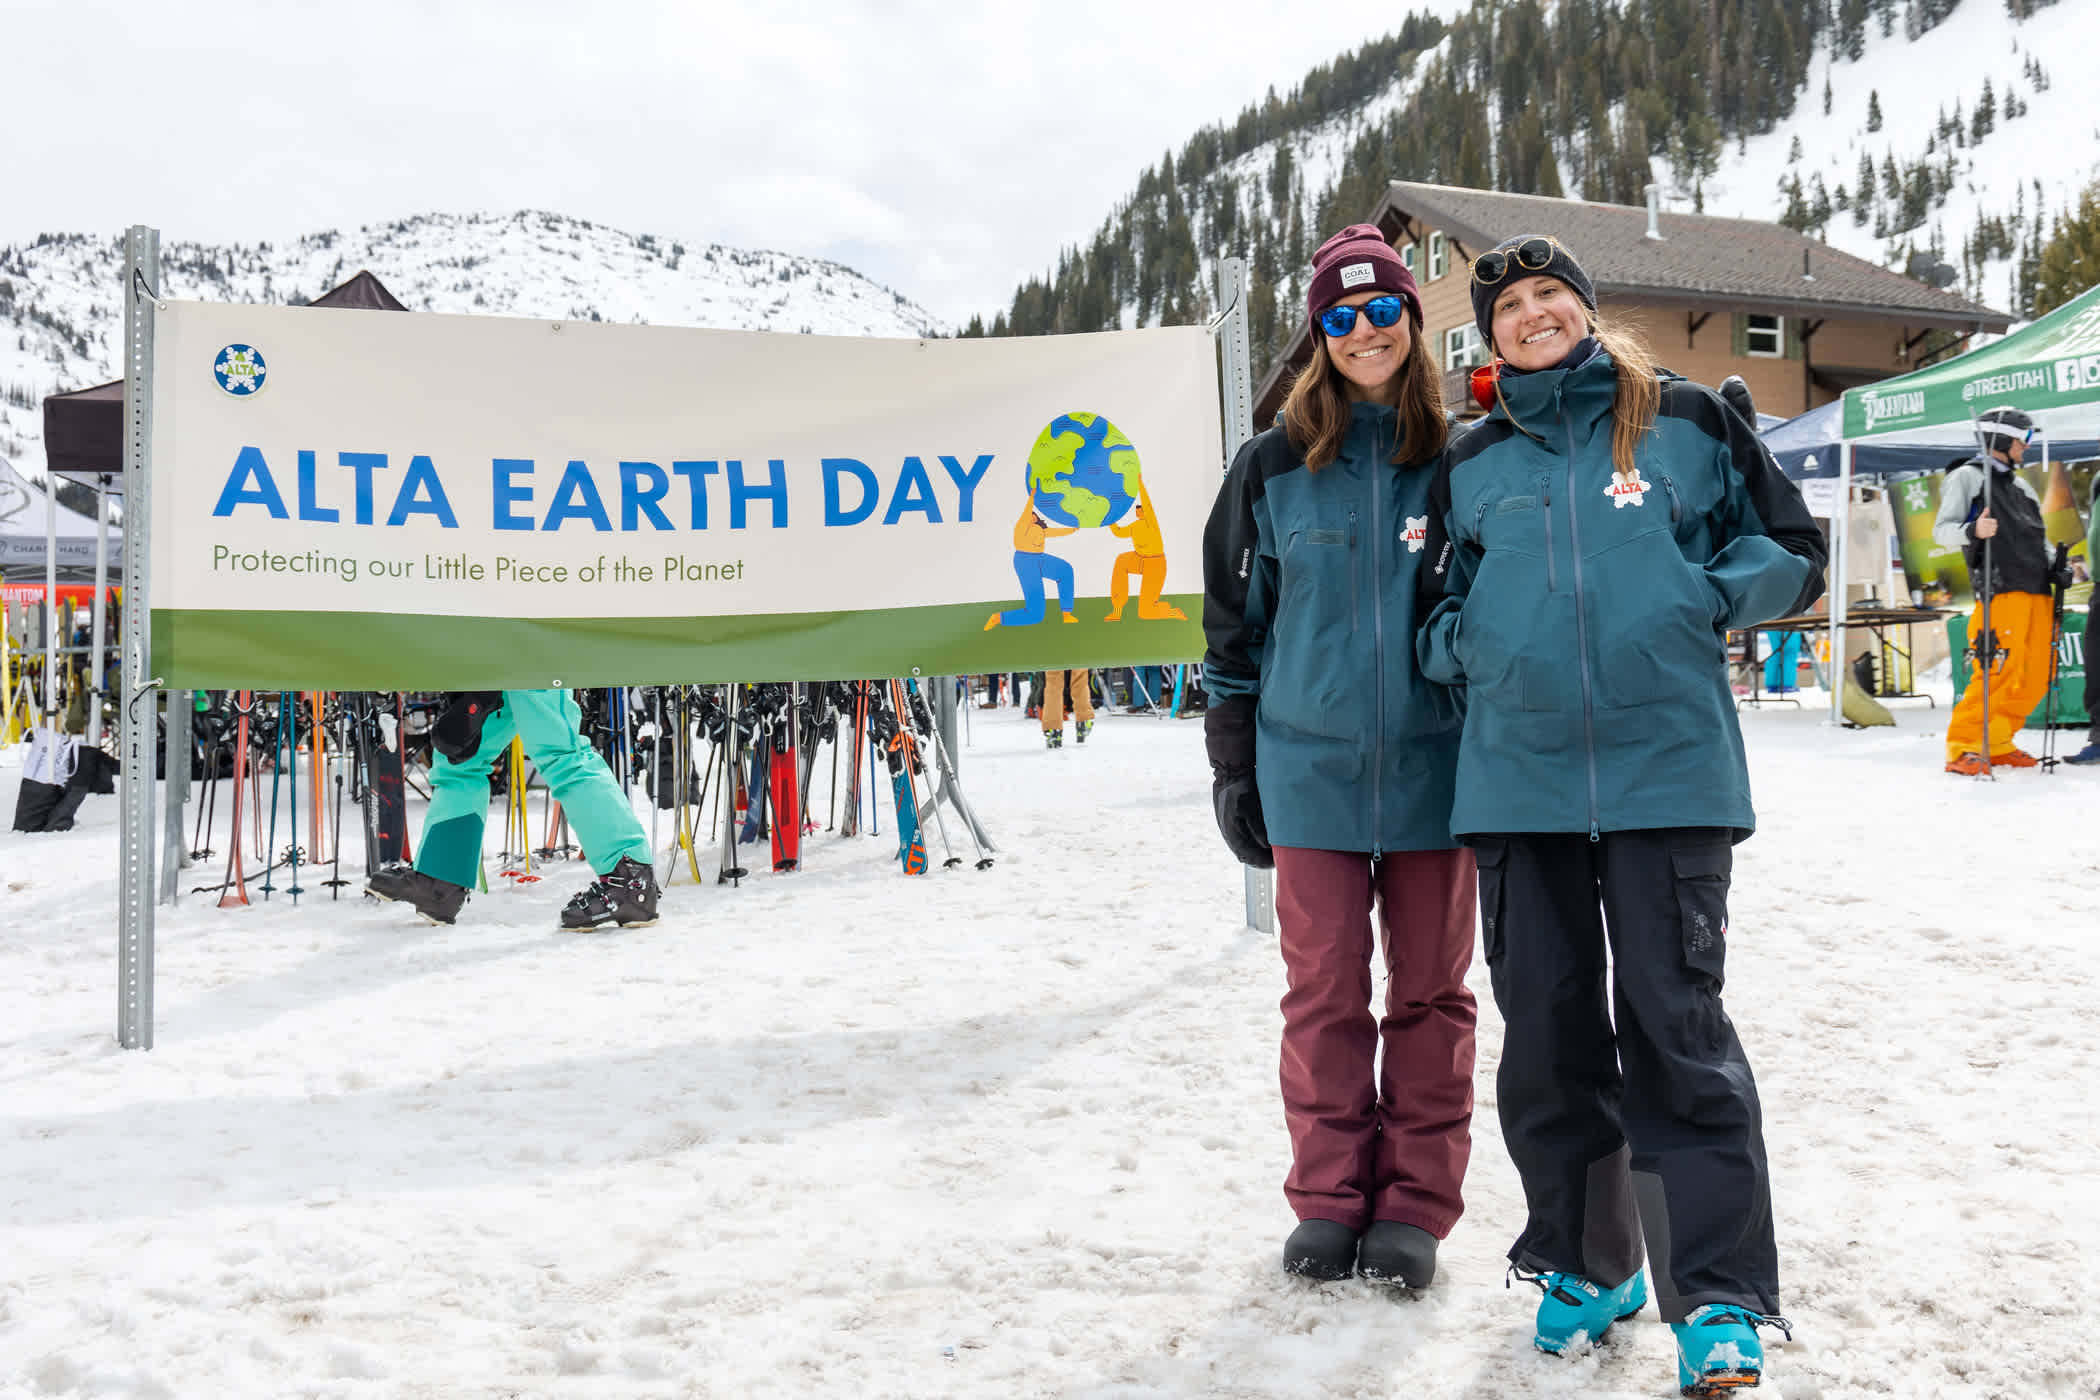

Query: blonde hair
1282;327;1448;471
1492;310;1659;475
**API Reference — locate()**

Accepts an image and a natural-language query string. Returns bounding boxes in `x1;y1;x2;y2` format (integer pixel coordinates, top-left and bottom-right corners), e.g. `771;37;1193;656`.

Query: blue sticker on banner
214;344;267;396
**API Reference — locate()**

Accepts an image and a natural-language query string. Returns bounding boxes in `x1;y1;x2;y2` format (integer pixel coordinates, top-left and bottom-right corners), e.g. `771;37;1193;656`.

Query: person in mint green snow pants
365;689;658;930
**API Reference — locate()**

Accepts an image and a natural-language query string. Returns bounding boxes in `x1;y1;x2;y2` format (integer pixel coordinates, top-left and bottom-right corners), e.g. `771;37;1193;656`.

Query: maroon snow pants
1272;844;1478;1236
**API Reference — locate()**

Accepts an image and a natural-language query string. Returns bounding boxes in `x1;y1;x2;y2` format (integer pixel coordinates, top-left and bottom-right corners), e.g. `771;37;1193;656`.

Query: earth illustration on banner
1025;412;1140;527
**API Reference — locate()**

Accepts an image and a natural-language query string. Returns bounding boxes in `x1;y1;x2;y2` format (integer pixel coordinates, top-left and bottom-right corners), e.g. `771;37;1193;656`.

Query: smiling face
1489;274;1591;372
1322;289;1414;403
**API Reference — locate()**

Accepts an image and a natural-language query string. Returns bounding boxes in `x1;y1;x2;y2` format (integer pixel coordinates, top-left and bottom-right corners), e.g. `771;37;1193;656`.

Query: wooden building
1254;180;2014;425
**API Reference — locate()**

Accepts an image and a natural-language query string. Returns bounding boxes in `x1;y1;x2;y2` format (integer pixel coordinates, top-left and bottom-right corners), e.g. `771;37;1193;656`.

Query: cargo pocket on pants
1474;837;1509;966
1669;839;1731;985
1669;838;1733;1061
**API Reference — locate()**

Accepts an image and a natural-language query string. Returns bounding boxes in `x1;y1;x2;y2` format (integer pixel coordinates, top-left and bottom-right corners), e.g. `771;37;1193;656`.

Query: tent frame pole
1829;439;1853;726
118;225;160;1052
1212;256;1270;934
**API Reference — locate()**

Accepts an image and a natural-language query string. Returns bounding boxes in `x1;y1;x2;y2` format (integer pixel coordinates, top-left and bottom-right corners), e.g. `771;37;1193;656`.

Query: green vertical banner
1887;471;1971;606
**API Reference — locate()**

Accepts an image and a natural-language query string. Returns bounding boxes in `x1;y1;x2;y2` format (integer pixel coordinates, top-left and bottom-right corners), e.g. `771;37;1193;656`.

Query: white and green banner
150;302;1221;688
1843;283;2100;439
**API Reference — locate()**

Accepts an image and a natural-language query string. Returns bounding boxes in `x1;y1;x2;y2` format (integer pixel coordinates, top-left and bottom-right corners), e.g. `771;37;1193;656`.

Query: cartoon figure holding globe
985;411;1180;629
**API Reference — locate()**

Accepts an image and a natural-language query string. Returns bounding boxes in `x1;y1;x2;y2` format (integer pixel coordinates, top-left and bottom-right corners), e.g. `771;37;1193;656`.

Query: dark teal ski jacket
1202;403;1462;855
1416;350;1825;840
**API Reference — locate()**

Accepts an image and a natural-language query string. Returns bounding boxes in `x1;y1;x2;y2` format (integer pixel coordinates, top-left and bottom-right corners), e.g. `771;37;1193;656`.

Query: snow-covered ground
2;684;2096;1399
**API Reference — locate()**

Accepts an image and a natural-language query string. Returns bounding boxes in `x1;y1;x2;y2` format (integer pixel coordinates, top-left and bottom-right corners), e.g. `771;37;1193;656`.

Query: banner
1885;462;2095;608
149;303;1222;688
1843;283;2100;439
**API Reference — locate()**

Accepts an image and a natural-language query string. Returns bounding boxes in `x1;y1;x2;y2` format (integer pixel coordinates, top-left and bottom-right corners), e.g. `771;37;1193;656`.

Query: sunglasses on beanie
1469;236;1565;288
1318;295;1409;338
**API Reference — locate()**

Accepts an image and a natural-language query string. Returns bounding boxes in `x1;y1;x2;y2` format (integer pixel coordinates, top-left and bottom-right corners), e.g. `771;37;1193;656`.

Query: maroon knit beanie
1305;224;1422;330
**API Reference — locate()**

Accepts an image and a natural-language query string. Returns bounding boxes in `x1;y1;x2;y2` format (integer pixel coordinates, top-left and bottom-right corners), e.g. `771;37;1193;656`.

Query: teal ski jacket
1201;402;1462;855
1416;349;1825;840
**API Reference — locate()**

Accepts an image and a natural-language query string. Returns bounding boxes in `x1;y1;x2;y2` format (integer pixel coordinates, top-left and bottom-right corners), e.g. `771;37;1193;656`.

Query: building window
1443;324;1486;373
1401;243;1417;276
1427;231;1449;281
1744;313;1784;357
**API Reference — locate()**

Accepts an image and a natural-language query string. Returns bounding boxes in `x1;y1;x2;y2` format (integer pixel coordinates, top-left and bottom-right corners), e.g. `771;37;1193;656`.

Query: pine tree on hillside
1971;79;1995;141
1866;90;1882;131
2034;183;2100;317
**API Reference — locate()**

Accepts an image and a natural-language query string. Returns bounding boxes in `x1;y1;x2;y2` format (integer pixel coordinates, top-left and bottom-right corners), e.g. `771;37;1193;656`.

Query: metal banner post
118;225;159;1050
1212;257;1271;934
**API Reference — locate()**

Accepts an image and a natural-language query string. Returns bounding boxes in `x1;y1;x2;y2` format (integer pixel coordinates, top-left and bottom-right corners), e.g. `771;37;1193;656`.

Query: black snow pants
1474;827;1779;1322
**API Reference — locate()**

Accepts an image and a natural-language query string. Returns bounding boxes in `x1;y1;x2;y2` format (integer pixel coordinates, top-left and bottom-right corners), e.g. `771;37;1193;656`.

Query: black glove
1204;695;1273;869
2048;542;2074;592
1719;375;1757;428
433;691;503;764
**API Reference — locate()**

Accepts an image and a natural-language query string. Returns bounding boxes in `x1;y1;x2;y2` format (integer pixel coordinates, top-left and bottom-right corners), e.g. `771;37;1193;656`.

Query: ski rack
911;674;996;866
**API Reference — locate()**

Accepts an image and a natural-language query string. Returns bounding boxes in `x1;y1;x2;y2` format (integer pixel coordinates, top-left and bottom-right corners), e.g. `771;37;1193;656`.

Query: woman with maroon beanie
1200;224;1475;1288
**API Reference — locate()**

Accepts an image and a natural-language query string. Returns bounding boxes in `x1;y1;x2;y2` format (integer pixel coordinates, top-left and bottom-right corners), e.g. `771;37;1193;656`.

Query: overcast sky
8;1;1447;327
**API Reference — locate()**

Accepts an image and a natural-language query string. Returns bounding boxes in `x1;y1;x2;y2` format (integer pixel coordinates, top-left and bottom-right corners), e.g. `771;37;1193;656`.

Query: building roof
1374;181;2011;329
1253;182;2013;423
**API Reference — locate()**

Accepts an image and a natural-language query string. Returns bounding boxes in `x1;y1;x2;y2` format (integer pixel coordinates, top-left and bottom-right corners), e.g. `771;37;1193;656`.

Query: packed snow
2;674;2095;1399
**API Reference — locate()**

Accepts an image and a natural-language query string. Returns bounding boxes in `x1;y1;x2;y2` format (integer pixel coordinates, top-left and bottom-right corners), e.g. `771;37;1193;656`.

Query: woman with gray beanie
1200;224;1475;1291
1417;234;1825;1395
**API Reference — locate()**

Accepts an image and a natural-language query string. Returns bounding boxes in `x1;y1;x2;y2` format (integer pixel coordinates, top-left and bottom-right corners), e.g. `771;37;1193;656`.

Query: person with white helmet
1932;405;2072;774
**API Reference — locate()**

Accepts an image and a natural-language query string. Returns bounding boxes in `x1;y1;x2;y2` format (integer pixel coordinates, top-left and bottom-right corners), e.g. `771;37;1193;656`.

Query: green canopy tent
1830;283;2100;725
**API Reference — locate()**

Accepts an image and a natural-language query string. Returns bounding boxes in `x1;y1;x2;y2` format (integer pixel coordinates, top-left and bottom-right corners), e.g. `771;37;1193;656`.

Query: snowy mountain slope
0;211;943;482
1699;0;2100;318
992;0;2097;360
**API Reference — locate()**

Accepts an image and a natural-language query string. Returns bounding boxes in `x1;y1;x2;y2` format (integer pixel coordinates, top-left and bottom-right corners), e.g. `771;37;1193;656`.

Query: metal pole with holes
1210;257;1271;934
118;225;160;1050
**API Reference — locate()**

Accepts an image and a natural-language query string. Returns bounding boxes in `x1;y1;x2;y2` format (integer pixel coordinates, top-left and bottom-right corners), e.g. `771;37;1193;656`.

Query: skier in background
366;689;657;929
1419;234;1823;1395
1040;668;1094;748
1202;223;1474;1294
1934;405;2073;774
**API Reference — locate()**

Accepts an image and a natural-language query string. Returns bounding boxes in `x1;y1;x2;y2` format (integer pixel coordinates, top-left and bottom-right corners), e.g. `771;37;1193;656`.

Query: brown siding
1808;317;1918;375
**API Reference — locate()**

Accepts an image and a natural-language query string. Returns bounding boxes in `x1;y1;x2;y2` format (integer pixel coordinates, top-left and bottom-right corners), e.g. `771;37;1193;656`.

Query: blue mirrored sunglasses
1319;295;1408;338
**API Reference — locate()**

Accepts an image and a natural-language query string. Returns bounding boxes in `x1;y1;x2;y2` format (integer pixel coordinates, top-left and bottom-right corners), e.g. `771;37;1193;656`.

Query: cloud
6;0;1467;326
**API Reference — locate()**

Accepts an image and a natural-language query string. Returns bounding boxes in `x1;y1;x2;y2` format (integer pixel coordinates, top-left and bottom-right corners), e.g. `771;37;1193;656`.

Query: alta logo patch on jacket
1604;465;1652;508
1402;514;1428;552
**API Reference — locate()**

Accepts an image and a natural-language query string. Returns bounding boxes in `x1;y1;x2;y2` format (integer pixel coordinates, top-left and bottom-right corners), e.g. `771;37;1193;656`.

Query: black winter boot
365;863;468;925
561;856;660;930
1356;1221;1437;1288
1283;1219;1358;1281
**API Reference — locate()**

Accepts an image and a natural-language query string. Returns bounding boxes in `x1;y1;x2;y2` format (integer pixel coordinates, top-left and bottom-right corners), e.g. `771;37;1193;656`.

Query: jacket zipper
1348;510;1360;635
1369;420;1385;860
1663;475;1683;525
1562;402;1601;841
1542;479;1558;591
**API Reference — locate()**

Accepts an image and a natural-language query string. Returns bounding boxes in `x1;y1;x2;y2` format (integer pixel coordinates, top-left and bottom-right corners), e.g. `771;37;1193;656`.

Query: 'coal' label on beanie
1339;263;1376;288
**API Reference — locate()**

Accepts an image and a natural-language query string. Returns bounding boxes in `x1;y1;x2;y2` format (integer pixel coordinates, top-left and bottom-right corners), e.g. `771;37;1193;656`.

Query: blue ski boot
1518;1267;1648;1354
1673;1304;1789;1395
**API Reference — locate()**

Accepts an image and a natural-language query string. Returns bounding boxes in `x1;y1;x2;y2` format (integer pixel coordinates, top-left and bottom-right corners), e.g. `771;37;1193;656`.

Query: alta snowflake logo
1603;465;1650;508
1402;514;1428;552
213;344;267;396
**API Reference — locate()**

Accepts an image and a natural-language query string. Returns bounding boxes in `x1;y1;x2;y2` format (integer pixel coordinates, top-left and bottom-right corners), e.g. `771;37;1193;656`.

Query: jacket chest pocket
1280;508;1360;633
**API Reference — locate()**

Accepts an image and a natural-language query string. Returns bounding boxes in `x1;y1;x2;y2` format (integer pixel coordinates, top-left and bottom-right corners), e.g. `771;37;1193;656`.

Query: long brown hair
1282;325;1447;471
1492;310;1660;475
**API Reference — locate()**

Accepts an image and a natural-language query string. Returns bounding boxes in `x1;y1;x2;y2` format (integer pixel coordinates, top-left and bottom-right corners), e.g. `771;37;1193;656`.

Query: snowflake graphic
214;344;266;396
